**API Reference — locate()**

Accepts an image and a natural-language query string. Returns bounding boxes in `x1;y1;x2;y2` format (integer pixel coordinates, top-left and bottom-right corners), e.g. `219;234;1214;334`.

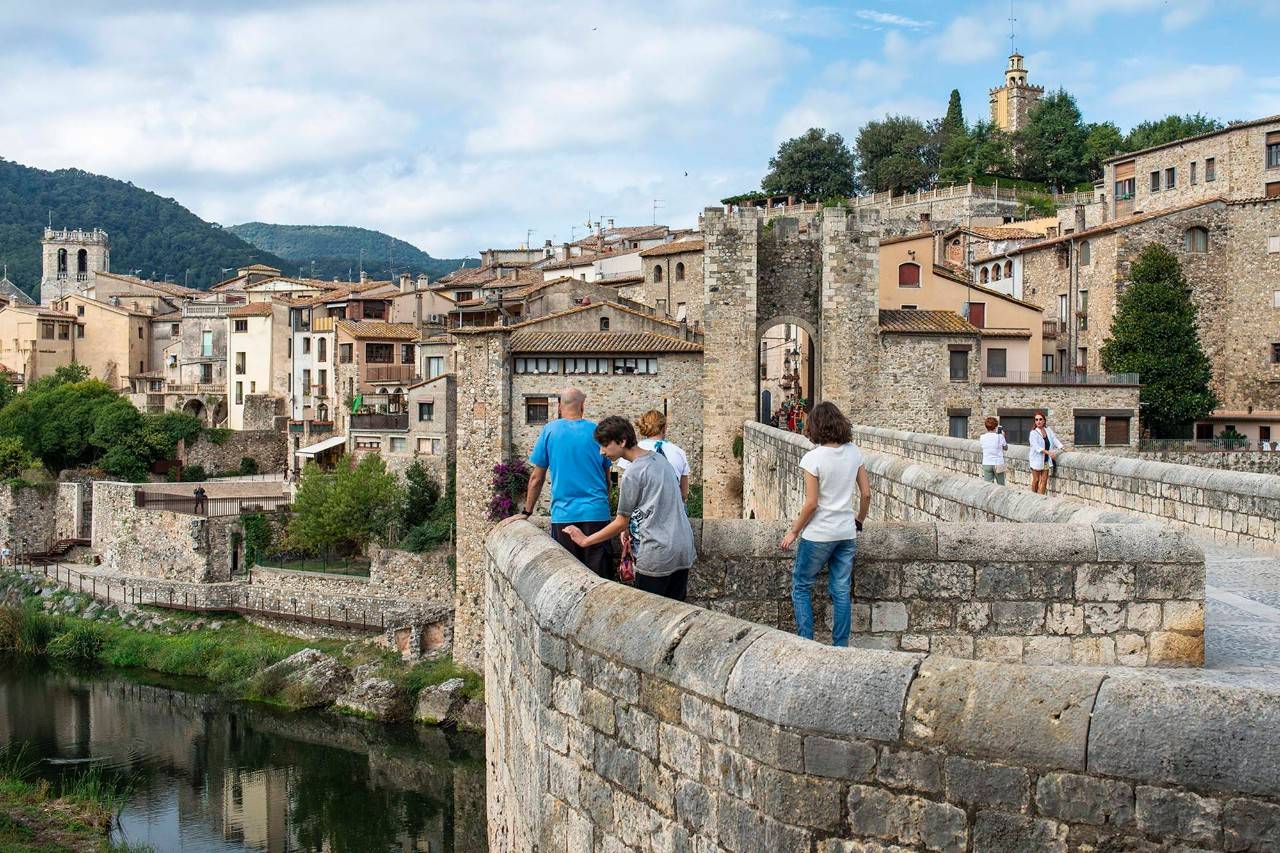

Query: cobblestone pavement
1167;541;1280;692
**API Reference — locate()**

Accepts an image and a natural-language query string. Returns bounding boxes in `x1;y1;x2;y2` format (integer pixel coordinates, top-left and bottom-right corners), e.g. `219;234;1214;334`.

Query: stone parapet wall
847;423;1280;551
53;482;84;542
181;429;289;474
690;519;1203;667
486;520;1280;853
1098;446;1280;475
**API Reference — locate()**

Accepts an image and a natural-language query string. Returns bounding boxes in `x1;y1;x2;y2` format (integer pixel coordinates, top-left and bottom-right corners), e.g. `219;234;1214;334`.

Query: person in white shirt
978;416;1009;486
779;402;871;647
617;410;690;499
1028;411;1065;494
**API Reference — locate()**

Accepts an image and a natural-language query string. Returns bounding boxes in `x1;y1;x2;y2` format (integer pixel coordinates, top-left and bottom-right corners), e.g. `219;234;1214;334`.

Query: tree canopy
287;454;403;555
1018;89;1091;189
856;116;936;194
227;223;477;282
1100;244;1217;436
1124;114;1223;152
760;128;858;200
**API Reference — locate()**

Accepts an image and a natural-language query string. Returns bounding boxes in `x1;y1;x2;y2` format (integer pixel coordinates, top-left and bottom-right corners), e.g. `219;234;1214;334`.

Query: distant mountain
227;222;478;283
0;158;290;295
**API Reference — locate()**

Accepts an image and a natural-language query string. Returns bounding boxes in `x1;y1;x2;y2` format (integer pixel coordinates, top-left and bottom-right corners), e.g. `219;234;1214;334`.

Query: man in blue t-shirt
517;387;615;578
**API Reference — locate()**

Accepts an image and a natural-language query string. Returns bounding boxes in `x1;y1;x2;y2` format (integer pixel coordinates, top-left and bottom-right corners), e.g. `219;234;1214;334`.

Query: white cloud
855;10;932;29
925;15;1004;64
1108;64;1245;111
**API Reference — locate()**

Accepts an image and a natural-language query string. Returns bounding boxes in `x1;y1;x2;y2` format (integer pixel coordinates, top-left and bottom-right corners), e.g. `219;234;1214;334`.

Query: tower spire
1009;0;1017;54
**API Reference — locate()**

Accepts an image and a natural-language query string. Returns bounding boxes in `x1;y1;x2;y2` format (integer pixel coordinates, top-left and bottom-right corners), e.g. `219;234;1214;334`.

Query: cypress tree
1100;244;1217;437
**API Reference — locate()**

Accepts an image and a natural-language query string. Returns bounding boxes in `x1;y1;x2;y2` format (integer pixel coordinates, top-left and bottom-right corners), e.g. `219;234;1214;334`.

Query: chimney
1047;226;1059;238
1074;204;1087;235
359;270;369;284
399;272;412;293
416;273;429;289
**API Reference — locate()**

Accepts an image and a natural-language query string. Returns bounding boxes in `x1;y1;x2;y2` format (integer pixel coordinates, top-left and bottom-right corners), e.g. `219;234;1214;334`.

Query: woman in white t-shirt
779;402;871;647
978;416;1009;486
618;410;690;499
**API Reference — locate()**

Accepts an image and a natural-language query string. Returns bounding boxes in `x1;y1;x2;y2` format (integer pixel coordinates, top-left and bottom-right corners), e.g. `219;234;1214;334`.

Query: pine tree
1100;245;1217;437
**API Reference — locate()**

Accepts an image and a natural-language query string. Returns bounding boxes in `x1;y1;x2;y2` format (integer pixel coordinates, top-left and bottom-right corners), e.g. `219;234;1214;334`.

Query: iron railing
133;490;291;517
980;370;1139;386
350;412;409;431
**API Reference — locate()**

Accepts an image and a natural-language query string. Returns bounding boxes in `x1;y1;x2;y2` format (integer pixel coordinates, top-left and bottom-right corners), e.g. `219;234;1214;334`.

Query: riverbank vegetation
0;574;480;715
0;744;147;852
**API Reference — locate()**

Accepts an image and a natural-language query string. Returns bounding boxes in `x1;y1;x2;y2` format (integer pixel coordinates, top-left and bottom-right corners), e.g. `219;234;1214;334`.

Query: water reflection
0;665;486;852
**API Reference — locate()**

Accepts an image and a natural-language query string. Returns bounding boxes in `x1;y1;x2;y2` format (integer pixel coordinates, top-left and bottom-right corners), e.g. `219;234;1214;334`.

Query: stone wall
1098;446;1280;474
53;482;85;541
847;423;1280;551
0;484;59;553
242;394;285;431
486;519;1280;853
975;381;1140;445
181;429;289;474
689;519;1203;667
367;544;453;609
91;481;238;581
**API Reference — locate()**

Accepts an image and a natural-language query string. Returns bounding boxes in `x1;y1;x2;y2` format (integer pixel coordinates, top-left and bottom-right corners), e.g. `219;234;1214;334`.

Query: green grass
0;743;137;852
394;657;484;701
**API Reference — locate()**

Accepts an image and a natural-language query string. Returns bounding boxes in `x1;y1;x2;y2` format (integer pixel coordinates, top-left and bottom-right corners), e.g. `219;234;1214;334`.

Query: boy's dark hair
594;415;638;448
804;401;853;445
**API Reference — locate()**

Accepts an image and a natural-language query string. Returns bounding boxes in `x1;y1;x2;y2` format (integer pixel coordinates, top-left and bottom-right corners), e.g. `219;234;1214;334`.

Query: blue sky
1;1;1277;257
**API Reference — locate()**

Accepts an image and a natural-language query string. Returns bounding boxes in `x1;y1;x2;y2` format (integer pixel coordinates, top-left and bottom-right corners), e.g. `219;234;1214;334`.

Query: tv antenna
1008;0;1017;53
652;199;665;225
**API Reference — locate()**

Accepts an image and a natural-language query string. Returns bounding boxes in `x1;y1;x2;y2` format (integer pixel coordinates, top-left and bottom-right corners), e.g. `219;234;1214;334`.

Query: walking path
1196;542;1280;692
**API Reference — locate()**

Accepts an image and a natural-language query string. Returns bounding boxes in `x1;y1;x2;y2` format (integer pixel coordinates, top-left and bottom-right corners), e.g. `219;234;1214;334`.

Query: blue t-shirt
529;418;612;523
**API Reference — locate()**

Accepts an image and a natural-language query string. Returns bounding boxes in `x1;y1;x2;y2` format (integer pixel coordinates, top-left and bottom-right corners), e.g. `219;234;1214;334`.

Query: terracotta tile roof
334;320;420;340
451;299;688;336
227;302;276;317
241;264;282;273
879;309;977;335
95;271;202;298
541;253;601;271
509;331;702;354
1102;114;1280;164
932;266;1043;312
1008;196;1227;256
420;334;452;345
639;239;704;257
879;232;934;247
964;226;1046;240
980;327;1033;339
600;272;645;285
504;276;576;300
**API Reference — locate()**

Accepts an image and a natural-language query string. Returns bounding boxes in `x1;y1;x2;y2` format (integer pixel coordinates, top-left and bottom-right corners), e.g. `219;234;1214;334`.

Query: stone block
572;582;697;673
990;601;1044;633
900;562;973;599
871;601;909;632
1089;678;1280;798
757;766;844;830
906;656;1101;769
1093;524;1202;564
701;519;788;557
1076;564;1135;601
1084;602;1126;634
1134;563;1203;600
907;601;953;630
738;716;803;772
913;798;968;852
1028;564;1074;599
901;634;930;652
937;523;1094;562
640;674;683;724
974;564;1030;600
1149;631;1205;666
971;810;1068;853
1135;785;1221;845
944;756;1030;810
1126;602;1162;632
1045;603;1085;636
877;748;943;793
803;735;877;780
974;636;1023;663
1223;797;1280;852
616;704;659;759
929;635;974;659
582;687;616;735
847;785;908;840
675;778;715;835
858;523;939;560
1071;635;1116;665
955;602;991;632
656;610;768;703
1035;772;1133;827
595;737;643;790
856;563;902;599
1163;600;1205;633
1115;633;1149;666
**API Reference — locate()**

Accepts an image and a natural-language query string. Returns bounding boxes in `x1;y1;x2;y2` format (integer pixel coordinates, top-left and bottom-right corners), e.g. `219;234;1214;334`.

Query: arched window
1079;241;1091;266
897;262;921;287
56;249;67;275
317;337;327;361
317;404;328;421
980;267;990;284
599;317;610;331
1184;226;1209;254
675;262;685;282
1004;260;1013;278
653;265;663;283
76;249;88;276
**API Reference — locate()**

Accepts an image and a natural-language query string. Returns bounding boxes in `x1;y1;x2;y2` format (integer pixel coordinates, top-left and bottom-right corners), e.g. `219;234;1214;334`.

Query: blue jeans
791;537;856;646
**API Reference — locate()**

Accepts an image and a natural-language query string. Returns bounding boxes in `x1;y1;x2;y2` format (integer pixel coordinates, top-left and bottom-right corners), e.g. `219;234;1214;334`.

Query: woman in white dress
1028;411;1064;495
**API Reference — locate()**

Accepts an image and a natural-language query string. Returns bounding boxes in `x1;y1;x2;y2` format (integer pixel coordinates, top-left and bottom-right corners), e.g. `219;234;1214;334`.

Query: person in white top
1028;410;1065;494
978;416;1009;486
779;402;871;647
617;410;690;499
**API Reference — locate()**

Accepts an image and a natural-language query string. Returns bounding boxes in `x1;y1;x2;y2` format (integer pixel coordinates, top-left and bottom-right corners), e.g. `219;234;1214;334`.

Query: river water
0;665;487;851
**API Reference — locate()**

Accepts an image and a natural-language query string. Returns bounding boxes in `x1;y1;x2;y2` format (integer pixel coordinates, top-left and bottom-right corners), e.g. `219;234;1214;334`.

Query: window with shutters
1205;158;1216;181
1184;227;1209;254
1150;171;1161;192
1074;416;1101;446
1165;167;1176;189
948;350;968;381
898;263;921;287
1267;131;1280;168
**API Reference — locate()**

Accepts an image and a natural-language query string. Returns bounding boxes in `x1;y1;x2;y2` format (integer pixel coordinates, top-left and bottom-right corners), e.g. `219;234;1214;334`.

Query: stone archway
183;398;206;425
757;314;819;424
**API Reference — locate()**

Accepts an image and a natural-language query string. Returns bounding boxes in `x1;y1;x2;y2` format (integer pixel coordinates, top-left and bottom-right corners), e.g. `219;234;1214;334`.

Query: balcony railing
182;302;233;317
165;383;225;394
980;370;1139;386
349;412;409;431
364;364;415;383
1042;320;1060;339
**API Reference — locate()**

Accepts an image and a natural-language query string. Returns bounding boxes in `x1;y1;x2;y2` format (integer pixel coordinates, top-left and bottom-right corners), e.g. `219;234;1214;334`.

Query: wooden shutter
1113;160;1135;179
1267;182;1280;199
1105;417;1131;446
1266;131;1280;144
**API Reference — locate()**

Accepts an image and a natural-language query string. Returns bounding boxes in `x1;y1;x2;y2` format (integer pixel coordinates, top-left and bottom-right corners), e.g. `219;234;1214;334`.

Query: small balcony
365;364;415;383
1042;320;1060;340
350;412;408;431
980;370;1139;387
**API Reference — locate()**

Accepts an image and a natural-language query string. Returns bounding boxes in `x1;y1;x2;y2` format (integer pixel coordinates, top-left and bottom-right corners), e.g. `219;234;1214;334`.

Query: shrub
238;457;259;476
0;606;58;656
684;483;703;519
47;621;106;662
181;464;208;482
204;428;232;445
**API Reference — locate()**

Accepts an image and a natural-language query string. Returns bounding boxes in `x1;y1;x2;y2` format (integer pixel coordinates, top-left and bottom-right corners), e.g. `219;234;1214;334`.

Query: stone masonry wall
689;519;1203;668
53;482;84;542
485;519;1280;853
1098;446;1280;475
847;423;1280;551
91;481;237;581
0;484;58;553
181;429;289;474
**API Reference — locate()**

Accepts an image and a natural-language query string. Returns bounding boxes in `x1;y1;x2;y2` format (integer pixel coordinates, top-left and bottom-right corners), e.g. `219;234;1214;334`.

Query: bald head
559;387;585;417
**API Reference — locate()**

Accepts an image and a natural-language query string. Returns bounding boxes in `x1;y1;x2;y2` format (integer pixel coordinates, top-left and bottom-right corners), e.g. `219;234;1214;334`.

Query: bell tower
39;227;110;304
989;2;1043;135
